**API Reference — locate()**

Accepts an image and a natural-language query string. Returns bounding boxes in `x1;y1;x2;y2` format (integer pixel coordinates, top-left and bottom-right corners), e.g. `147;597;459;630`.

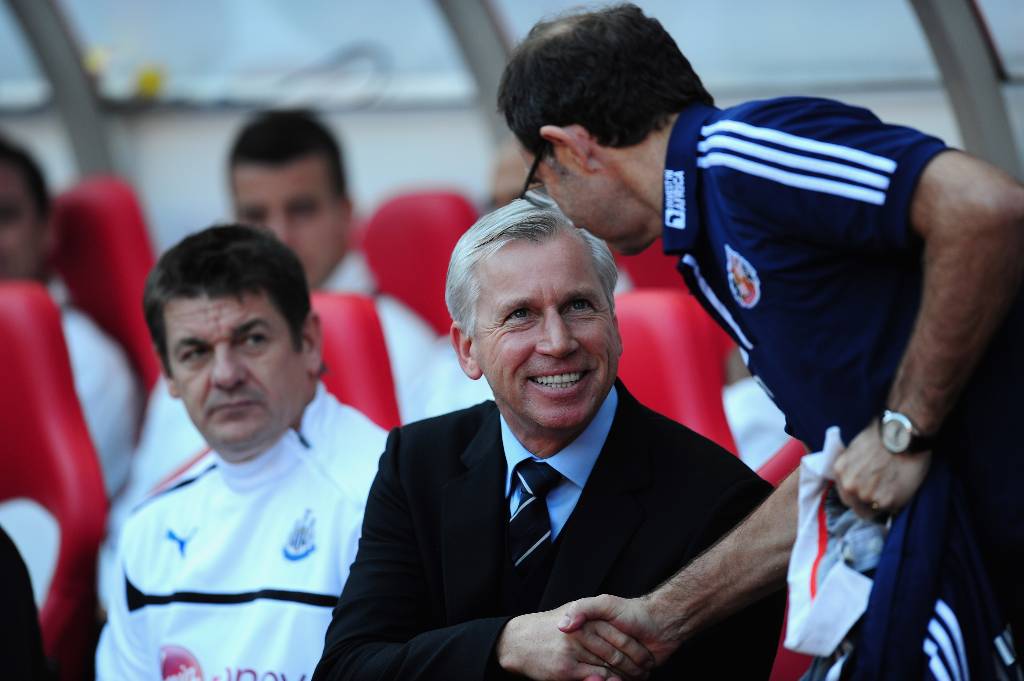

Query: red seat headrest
51;176;160;392
615;289;737;453
362;191;477;336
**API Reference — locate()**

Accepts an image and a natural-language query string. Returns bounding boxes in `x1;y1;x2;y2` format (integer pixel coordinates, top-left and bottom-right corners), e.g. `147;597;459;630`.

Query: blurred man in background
228;109;435;419
0;135;139;498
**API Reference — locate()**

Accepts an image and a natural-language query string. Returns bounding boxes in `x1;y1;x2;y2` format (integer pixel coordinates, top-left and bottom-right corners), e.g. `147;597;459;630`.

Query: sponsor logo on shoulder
283;509;316;561
663;169;686;229
725;244;761;309
161;645;203;681
166;527;197;557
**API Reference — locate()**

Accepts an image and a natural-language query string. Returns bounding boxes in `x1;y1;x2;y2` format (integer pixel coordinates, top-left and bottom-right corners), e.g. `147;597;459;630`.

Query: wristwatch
880;409;935;454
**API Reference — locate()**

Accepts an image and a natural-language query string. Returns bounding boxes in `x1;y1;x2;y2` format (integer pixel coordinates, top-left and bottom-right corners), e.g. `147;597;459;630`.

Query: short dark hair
497;3;713;156
228;109;347;196
0;135;50;219
144;224;310;373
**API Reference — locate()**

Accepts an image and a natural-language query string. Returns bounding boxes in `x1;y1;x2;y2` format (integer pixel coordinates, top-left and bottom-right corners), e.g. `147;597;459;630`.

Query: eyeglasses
518;142;550;200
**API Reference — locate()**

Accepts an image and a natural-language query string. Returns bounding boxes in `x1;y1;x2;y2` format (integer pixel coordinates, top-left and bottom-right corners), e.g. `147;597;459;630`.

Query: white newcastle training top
96;384;387;681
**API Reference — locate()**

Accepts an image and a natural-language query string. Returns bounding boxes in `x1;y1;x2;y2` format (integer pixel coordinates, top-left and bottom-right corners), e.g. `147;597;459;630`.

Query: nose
259;211;296;248
265;219;291;245
210;345;246;390
536;312;579;357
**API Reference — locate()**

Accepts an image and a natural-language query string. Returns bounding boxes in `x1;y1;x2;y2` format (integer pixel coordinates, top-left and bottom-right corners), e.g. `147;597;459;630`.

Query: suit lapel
441;407;508;622
540;385;651;609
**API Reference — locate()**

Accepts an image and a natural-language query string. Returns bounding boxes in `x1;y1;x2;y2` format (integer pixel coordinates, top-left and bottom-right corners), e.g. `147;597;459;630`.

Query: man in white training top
96;224;386;680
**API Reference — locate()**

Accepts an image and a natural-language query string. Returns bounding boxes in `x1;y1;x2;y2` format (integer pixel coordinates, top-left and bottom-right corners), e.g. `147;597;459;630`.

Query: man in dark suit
313;199;783;681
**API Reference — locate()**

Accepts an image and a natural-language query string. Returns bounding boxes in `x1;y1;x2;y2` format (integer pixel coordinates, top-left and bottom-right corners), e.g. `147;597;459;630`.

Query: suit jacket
314;382;783;680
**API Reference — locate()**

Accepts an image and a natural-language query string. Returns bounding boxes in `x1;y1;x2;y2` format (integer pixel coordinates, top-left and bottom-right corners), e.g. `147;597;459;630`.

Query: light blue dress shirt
501;385;618;540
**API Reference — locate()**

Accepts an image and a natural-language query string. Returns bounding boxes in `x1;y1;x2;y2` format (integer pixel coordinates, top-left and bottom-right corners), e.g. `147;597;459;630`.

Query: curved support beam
910;0;1022;178
6;0;115;175
435;0;513;145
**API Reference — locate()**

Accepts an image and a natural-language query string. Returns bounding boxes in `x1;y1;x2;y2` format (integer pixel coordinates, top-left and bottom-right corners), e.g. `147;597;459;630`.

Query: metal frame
435;0;513;145
910;0;1022;177
6;0;114;175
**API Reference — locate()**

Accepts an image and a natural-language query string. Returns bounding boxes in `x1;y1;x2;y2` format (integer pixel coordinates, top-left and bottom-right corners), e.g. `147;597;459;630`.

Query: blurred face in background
231;153;353;289
0;161;51;281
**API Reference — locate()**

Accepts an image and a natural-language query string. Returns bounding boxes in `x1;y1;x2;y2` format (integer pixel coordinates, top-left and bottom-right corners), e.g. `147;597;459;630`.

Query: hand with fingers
832;421;931;519
496;606;655;680
557;594;680;671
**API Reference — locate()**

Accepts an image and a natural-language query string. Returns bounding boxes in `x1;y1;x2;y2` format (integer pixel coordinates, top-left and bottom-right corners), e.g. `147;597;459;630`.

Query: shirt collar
46;277;71;307
662;103;718;254
319;251;376;295
500;385;619;497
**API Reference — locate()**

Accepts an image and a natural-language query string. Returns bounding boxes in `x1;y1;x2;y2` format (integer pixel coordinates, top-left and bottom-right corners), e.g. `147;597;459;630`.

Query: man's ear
611;312;623;359
301;311;323;377
450;323;482;380
539;124;605;175
335;194;354;227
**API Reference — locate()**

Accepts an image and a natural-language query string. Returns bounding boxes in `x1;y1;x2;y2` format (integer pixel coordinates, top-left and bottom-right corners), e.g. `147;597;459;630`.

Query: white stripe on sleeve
697;134;891;189
701;119;897;173
697;152;887;206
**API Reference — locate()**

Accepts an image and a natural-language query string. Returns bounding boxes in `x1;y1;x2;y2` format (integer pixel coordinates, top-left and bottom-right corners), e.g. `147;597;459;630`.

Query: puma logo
166;527;197;557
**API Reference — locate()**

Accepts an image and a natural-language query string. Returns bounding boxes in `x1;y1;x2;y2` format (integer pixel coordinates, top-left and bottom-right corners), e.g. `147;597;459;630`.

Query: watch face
882;416;911;452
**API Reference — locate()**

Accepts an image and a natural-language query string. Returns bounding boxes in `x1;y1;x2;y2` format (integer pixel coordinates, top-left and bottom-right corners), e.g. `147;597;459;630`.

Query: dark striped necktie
508;459;562;576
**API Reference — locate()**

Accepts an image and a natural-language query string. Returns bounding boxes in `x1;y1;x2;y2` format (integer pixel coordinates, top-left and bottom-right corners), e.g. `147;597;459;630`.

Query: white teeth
532;372;582;386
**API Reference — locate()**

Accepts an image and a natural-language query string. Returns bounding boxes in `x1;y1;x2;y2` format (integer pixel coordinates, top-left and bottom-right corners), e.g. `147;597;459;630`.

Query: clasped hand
832;421;931;519
496;604;656;680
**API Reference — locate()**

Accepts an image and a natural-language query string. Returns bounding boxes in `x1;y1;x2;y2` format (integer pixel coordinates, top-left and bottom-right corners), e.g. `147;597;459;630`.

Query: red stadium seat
0;283;107;681
615;289;737;453
361;191;477;336
50;176;160;393
768;602;814;681
757;437;807;487
614;238;685;289
312;291;401;430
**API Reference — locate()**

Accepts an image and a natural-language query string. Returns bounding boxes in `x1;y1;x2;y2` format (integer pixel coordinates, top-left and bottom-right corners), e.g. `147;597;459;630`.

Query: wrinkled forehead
474;231;602;303
230;153;335;196
162;292;276;342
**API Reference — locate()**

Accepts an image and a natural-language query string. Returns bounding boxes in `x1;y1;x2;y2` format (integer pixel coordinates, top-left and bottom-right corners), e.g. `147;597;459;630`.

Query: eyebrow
493;288;603;315
171;318;271;354
285;195;319;209
231;318;270;339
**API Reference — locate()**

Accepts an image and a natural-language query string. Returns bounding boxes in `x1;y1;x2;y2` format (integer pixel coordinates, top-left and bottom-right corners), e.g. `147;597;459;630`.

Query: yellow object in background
134;65;165;99
83;46;111;77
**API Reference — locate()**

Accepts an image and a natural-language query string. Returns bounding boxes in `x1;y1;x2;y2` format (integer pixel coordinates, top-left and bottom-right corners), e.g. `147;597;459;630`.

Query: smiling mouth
530;371;584;388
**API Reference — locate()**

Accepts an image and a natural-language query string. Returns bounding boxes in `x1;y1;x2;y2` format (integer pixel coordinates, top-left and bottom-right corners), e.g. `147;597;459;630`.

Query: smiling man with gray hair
313;199;783;681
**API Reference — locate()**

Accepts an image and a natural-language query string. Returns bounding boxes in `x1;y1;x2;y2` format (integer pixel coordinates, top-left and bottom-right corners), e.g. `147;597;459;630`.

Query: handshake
496;595;678;681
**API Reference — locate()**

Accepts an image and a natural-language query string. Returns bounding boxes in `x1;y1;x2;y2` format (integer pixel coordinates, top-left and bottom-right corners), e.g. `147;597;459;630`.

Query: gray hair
445;198;618;335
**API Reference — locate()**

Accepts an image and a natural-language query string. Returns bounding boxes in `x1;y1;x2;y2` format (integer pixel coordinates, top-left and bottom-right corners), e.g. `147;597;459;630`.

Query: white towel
785;426;878;657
